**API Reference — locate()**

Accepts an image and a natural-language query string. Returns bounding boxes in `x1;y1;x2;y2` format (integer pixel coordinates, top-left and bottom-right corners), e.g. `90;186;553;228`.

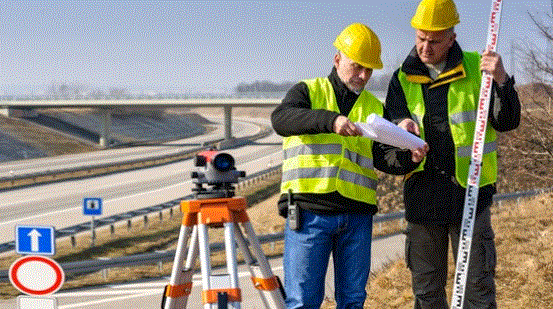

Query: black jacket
385;42;521;224
271;67;418;217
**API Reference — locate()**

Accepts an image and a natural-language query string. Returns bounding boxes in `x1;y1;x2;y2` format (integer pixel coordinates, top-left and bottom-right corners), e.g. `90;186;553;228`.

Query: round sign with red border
9;255;65;295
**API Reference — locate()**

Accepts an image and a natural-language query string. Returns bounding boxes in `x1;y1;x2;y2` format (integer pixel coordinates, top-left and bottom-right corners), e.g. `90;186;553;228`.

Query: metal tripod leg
163;196;285;309
163;225;198;309
235;221;286;309
199;221;241;309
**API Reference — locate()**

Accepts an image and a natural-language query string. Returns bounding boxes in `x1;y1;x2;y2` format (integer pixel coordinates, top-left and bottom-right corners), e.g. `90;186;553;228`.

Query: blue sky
1;0;551;95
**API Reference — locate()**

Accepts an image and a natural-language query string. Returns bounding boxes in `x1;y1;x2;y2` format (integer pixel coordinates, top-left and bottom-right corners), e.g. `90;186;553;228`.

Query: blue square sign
83;198;102;216
16;225;56;255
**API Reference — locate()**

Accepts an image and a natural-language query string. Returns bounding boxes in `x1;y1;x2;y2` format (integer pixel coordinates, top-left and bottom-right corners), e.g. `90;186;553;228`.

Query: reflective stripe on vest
283;144;374;169
398;51;497;187
280;77;383;205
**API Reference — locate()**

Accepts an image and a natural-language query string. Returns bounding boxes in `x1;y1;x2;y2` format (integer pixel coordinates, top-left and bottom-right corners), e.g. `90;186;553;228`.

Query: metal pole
91;216;96;246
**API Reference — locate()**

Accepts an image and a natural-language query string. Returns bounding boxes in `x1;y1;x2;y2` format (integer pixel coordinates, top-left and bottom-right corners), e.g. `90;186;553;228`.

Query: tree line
234;73;393;94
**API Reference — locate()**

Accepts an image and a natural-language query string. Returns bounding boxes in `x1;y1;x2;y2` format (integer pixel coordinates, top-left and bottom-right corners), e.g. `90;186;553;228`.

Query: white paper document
355;113;426;150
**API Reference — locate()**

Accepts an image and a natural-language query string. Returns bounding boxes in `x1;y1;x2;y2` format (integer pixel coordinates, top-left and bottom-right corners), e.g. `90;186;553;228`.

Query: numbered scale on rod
450;0;504;308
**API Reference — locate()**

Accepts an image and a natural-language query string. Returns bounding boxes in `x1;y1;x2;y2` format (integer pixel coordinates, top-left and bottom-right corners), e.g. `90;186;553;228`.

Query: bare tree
499;11;553;191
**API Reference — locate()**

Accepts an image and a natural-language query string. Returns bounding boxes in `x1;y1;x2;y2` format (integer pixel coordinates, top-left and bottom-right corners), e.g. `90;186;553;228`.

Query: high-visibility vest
398;51;497;187
280;77;383;205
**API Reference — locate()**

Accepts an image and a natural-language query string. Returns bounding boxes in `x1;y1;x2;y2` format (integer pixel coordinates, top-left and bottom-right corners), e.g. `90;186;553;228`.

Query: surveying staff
384;0;521;308
271;23;428;309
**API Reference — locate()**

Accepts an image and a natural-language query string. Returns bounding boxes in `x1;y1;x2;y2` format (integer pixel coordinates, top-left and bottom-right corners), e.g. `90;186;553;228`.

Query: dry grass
320;193;553;308
493;194;553;308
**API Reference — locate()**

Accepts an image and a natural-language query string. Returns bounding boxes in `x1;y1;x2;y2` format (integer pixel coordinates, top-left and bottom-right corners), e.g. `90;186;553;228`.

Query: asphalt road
0;117;275;245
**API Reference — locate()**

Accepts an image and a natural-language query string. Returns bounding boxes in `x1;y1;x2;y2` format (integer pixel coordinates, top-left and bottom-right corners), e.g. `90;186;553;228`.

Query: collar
401;41;466;89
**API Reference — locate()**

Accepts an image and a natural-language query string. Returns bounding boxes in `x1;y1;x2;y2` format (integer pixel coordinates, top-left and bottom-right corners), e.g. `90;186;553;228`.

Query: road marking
0;178;193;227
56;288;164;297
0;149;282;229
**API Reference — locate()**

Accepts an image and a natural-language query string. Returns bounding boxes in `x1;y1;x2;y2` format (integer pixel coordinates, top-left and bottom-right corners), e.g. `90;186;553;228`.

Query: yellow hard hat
333;23;383;69
411;0;460;31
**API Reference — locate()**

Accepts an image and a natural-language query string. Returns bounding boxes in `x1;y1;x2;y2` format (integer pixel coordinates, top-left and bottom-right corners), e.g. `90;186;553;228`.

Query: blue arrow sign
16;225;55;255
83;198;102;216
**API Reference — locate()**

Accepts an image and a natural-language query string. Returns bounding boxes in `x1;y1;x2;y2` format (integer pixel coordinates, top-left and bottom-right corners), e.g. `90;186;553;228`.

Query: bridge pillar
99;108;112;148
224;105;232;140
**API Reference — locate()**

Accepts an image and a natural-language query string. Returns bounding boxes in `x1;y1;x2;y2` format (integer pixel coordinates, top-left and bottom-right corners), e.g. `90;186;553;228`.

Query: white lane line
0;150;282;228
0;177;192;227
0;167;190;206
56;288;163;297
107;277;196;289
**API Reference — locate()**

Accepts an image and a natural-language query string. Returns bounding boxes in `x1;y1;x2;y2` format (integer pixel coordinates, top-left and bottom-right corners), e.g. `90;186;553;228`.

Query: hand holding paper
355;114;427;151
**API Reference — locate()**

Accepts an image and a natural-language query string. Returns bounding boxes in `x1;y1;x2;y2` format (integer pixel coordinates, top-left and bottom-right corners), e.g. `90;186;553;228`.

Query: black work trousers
404;207;497;309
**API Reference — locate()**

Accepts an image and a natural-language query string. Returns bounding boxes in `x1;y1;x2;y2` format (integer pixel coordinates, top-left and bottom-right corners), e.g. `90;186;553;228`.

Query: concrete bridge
0;98;281;148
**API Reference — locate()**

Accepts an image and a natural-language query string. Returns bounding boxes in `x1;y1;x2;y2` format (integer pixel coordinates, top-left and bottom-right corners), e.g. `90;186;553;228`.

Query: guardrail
0;122;273;190
1;186;551;282
0;164;282;254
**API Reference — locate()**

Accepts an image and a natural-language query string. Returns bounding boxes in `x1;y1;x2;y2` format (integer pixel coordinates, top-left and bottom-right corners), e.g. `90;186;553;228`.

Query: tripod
162;194;285;309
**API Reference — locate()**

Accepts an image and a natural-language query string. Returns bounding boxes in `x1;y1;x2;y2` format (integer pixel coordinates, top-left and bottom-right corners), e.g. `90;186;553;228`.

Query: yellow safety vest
398;51;497;187
280;77;383;205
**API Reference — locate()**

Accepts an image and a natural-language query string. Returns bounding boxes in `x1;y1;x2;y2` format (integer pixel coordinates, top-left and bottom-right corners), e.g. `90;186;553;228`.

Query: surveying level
191;149;246;199
162;152;285;309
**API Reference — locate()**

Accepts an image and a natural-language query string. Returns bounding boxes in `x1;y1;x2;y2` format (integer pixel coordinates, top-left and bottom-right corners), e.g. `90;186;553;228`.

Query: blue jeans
283;209;373;309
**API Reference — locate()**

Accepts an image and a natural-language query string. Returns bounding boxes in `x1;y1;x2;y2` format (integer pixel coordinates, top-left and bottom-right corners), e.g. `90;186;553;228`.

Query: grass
320;192;553;308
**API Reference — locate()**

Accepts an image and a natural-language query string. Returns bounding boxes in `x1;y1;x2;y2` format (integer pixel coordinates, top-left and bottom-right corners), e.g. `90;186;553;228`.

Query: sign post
13;226;61;308
83;197;102;246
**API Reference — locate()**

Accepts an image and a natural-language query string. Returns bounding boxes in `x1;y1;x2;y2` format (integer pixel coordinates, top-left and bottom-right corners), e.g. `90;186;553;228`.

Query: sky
1;0;551;95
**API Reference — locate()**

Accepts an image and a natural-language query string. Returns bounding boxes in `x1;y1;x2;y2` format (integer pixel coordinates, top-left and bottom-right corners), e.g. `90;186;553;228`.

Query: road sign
83;197;102;216
16;225;55;256
9;255;65;296
17;295;57;309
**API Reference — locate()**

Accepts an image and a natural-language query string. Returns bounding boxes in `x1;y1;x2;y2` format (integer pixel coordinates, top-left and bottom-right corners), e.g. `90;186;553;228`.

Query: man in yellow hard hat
271;23;427;308
384;0;521;308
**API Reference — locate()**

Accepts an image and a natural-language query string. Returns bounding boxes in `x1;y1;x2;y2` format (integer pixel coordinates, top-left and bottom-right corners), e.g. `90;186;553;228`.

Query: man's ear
334;52;341;69
448;32;457;48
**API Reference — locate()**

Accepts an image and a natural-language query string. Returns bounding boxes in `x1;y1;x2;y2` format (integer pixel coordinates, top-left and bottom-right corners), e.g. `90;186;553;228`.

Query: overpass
0;98;281;148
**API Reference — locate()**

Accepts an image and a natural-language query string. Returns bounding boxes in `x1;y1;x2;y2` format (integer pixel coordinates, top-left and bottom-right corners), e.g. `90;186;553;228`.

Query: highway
0;116;280;245
0;114;291;308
